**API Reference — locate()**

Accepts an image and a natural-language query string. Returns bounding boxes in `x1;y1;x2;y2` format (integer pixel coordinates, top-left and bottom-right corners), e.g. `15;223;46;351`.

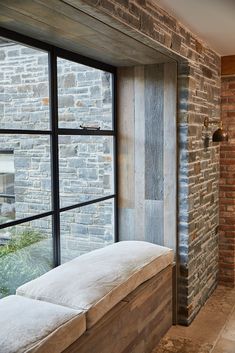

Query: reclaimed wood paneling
118;208;135;241
118;63;177;252
145;64;164;201
145;200;164;244
117;68;135;210
134;66;145;241
63;265;173;353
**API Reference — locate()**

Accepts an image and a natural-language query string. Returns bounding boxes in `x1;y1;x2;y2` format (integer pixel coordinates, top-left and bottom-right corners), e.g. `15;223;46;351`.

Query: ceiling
156;0;235;56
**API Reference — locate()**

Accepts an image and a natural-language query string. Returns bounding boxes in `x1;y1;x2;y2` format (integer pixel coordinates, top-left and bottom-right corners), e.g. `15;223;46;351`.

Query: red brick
220;76;235;288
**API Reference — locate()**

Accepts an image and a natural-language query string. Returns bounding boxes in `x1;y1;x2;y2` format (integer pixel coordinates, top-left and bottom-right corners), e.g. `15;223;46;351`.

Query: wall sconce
204;117;228;142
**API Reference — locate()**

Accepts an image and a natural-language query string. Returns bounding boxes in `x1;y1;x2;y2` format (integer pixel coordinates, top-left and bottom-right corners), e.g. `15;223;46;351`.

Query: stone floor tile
153;337;213;353
152;286;235;353
211;338;235;353
220;307;235;342
201;286;235;315
163;286;235;346
167;311;228;345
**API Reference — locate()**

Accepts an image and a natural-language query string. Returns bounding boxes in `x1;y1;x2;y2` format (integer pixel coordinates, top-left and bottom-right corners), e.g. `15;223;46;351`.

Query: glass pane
59;135;114;207
0;37;49;130
0;135;51;225
0;216;53;298
60;199;114;263
57;57;113;130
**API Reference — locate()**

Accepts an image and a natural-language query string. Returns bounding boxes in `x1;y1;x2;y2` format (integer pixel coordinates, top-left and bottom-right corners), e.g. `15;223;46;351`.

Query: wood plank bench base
64;265;172;353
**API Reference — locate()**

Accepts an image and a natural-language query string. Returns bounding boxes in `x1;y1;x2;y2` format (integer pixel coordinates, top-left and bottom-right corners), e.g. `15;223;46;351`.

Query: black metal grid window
0;27;118;267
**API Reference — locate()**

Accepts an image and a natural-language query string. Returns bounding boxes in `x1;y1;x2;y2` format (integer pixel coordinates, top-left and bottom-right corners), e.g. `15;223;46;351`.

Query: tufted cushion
0;295;85;353
17;241;174;328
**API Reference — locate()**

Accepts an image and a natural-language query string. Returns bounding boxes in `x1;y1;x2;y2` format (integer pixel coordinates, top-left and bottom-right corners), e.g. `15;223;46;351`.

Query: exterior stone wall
73;0;221;324
220;75;235;287
0;43;114;261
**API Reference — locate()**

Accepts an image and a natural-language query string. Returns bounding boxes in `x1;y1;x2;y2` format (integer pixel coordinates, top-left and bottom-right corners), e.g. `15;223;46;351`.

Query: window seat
0;295;85;353
17;241;173;328
1;241;174;353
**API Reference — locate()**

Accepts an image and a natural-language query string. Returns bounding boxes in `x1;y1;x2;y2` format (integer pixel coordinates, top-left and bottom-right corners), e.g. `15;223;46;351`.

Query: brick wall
72;0;221;324
220;76;235;287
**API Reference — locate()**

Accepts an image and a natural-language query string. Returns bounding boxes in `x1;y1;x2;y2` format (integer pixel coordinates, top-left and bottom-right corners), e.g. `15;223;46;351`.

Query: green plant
0;229;53;298
0;229;44;258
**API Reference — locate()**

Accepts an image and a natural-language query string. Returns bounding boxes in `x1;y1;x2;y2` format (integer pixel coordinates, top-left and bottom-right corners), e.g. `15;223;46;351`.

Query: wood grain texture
118;208;135;241
164;63;177;252
145;200;164;245
117;64;177;251
0;0;173;66
134;66;145;241
145;64;164;201
63;265;173;353
117;67;135;210
221;56;235;76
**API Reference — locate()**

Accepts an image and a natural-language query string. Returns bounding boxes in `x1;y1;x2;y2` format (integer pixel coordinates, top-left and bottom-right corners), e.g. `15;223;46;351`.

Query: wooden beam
221;55;235;76
0;0;173;67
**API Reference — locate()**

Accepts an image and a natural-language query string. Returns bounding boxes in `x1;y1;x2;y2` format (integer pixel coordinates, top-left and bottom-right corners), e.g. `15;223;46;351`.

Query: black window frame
0;149;15;201
0;27;118;267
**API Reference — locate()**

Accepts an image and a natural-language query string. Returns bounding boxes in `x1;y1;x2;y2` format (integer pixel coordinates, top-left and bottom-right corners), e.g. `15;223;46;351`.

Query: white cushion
17;241;174;328
0;295;85;353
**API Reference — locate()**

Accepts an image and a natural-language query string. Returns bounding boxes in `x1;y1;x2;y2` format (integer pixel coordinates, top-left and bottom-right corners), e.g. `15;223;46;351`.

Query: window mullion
50;49;61;267
113;73;118;243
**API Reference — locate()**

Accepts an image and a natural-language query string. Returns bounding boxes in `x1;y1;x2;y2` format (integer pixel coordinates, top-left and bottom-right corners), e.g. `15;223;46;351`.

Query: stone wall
0;43;114;261
72;0;221;324
220;75;235;287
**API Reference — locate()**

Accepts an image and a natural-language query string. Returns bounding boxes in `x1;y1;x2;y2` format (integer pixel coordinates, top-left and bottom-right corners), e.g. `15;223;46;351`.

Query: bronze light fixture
204;117;228;142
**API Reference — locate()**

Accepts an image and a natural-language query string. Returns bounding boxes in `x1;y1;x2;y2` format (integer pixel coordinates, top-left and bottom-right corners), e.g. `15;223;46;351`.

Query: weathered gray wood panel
134;66;145;241
145;200;164;245
145;64;164;201
118;208;135;241
117;67;135;210
118;63;177;253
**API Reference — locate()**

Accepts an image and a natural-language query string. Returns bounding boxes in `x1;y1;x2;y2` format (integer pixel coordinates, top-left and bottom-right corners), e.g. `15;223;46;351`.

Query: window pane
57;58;113;130
0;135;51;225
0;37;49;130
0;216;53;298
60;199;114;263
59;135;114;207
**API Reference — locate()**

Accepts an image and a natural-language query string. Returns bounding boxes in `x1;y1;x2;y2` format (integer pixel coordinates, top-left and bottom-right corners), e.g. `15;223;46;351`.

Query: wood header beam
221;55;235;76
0;0;173;67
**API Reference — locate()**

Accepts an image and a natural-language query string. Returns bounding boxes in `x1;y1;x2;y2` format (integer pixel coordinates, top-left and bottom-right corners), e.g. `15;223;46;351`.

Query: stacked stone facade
0;43;114;261
220;76;235;287
73;0;221;324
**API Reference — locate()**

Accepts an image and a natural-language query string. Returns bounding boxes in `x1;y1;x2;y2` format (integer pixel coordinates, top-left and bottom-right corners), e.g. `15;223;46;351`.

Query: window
0;30;117;297
0;150;15;224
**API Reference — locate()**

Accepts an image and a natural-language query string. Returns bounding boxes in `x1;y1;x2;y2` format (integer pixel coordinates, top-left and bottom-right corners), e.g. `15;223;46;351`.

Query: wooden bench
0;241;174;353
64;265;172;353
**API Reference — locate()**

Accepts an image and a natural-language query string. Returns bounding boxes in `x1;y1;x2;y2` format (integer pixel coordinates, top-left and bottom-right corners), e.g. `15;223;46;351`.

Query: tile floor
153;286;235;353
